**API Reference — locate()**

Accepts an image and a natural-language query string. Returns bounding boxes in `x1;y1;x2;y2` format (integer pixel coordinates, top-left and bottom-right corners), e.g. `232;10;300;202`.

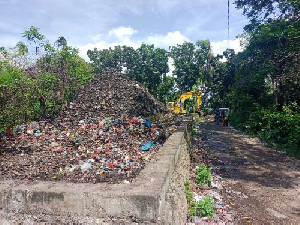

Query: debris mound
0;71;177;183
59;71;168;120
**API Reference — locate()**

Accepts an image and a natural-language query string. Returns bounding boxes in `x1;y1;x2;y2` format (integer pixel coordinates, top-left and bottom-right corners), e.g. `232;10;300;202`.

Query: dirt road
198;117;300;224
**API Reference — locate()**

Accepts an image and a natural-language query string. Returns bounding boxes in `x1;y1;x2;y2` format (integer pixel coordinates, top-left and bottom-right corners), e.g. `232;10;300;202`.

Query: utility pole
228;0;230;41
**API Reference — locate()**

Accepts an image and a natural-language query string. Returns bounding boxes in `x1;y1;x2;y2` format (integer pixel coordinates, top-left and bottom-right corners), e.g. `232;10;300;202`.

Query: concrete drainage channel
0;124;191;224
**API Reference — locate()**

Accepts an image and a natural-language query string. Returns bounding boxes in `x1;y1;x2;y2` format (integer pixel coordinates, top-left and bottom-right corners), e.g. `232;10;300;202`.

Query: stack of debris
60;70;168;119
0;71;178;183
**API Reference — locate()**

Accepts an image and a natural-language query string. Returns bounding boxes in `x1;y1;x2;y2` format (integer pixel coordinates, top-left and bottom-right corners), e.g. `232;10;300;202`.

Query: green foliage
184;182;215;220
0;27;93;131
221;1;300;158
169;40;216;94
16;42;28;55
184;182;196;220
196;196;215;218
22;26;45;43
157;76;175;103
234;0;298;29
185;97;197;114
228;91;300;157
188;201;197;220
55;36;67;48
193;115;204;122
195;163;212;186
259;104;300;157
191;127;196;137
225;13;299;158
184;182;193;204
0;75;28;129
169;42;199;92
233;19;299;109
87;44;170;102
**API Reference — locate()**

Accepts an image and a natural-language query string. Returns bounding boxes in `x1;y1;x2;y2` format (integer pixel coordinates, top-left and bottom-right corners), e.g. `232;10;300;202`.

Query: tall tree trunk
273;79;278;105
39;96;46;119
59;60;66;110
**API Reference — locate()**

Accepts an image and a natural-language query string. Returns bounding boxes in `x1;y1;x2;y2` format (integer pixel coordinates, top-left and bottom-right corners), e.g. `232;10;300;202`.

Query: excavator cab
168;90;202;114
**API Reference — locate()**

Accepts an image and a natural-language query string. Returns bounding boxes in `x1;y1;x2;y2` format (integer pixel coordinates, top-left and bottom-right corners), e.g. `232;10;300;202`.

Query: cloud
108;27;137;40
78;26;243;64
78;27;139;60
211;38;243;56
78;28;190;61
146;31;190;49
78;40;140;61
1;0;249;61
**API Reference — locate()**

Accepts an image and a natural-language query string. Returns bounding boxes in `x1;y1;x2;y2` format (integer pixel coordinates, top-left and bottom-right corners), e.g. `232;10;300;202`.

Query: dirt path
198;117;300;224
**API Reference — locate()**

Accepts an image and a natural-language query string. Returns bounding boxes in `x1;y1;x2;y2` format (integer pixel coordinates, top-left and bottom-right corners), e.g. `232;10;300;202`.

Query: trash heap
0;71;178;183
58;70;168;119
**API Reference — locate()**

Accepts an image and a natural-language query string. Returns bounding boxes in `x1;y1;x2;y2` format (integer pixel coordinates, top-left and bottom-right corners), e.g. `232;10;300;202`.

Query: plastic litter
142;141;154;151
144;120;151;128
81;162;93;172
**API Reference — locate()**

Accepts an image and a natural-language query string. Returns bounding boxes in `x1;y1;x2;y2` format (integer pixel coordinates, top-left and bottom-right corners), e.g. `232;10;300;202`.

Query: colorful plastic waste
144;120;151;128
0;72;180;184
142;141;154;151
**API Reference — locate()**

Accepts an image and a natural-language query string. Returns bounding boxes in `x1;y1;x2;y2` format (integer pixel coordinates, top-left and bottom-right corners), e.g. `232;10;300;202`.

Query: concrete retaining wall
0;126;191;224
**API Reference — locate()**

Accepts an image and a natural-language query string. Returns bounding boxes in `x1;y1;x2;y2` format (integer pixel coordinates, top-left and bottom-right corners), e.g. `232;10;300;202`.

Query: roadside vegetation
184;162;214;220
195;163;212;186
184;181;215;220
0;27;93;131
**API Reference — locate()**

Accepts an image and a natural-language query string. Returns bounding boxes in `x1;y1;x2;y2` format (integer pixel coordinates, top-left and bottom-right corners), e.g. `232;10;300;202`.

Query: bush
184;182;215;220
0;43;93;131
195;163;212;186
196;196;215;218
227;91;300;158
258;104;300;157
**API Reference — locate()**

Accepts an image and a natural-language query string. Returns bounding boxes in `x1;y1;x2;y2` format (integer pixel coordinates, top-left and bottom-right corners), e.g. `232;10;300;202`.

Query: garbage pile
0;71;178;183
58;70;168;119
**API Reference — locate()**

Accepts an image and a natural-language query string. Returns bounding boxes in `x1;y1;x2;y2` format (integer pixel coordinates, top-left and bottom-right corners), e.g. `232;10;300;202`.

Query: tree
196;40;215;86
0;27;93;130
234;0;299;31
232;19;299;108
169;42;199;92
136;44;169;95
157;76;176;103
217;0;300;157
22;26;45;44
55;36;68;48
122;45;140;80
87;44;169;99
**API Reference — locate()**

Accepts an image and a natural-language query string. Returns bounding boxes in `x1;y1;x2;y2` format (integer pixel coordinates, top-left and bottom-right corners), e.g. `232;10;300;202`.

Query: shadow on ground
200;121;299;189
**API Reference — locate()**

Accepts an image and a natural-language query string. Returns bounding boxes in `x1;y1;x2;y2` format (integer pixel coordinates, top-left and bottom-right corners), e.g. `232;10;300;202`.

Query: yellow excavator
168;90;202;114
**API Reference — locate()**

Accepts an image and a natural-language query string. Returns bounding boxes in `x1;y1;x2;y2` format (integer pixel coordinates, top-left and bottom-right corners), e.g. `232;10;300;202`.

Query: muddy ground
197;116;300;224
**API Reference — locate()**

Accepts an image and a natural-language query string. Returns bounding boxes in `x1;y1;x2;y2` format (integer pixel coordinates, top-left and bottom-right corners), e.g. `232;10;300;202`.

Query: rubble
0;71;178;183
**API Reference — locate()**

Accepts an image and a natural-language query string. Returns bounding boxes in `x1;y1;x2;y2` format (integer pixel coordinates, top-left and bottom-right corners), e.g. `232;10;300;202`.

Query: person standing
223;112;229;126
215;110;220;125
221;110;225;122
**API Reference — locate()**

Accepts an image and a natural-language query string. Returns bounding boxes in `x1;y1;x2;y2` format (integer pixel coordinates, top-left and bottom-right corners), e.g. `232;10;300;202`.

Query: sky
0;0;249;60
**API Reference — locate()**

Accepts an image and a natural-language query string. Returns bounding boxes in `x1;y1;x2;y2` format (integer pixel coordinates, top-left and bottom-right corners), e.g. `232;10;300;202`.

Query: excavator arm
168;90;201;114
